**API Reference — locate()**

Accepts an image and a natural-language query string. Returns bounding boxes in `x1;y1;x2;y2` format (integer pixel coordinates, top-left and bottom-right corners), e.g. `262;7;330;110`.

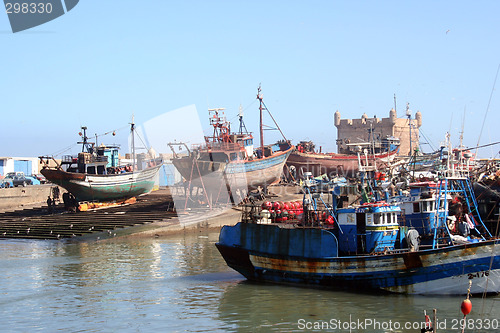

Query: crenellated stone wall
334;109;421;156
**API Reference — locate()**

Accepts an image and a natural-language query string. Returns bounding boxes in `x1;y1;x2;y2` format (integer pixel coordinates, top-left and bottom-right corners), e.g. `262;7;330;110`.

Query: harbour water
1;231;499;333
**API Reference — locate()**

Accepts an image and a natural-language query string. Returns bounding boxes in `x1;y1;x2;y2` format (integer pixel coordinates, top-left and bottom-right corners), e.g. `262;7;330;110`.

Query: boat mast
208;108;227;143
131;115;136;170
238;104;248;135
257;85;264;158
406;103;412;157
81;126;88;152
78;126;93;153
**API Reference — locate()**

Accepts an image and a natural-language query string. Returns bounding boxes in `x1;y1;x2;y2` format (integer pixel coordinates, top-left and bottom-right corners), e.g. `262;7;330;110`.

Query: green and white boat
40;122;162;203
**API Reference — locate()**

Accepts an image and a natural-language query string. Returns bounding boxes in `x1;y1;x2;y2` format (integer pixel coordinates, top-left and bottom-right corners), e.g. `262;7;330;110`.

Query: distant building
0;157;39;177
334;109;422;156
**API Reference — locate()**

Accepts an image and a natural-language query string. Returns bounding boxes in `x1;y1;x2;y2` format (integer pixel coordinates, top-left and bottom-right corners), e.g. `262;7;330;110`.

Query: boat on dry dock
39;122;162;204
170;87;293;197
286;138;399;178
216;169;500;295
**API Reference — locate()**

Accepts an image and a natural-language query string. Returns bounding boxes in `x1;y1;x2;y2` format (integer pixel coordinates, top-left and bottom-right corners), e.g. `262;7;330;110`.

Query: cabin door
356;213;366;253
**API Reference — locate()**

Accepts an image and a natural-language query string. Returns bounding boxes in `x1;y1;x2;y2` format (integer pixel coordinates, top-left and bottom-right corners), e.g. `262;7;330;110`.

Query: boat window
87;166;96;174
230;153;238;161
413;202;420;213
430;201;435;211
373;214;381;225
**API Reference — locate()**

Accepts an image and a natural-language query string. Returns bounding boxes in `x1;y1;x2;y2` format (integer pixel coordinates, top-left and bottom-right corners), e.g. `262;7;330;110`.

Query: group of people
447;195;476;237
46;187;60;213
107;165;133;174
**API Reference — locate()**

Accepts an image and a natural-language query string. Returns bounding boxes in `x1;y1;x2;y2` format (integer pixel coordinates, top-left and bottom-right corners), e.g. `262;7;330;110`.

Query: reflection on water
1;233;499;332
219;282;500;332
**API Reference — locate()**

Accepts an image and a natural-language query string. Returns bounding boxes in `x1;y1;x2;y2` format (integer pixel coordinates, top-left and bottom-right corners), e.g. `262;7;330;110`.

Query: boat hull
173;148;292;191
41;164;162;202
216;223;500;295
225;148;292;189
287;148;397;178
171;158;225;181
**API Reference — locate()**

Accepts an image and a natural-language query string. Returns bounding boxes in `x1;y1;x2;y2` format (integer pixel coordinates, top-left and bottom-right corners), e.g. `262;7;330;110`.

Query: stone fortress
334;108;422;156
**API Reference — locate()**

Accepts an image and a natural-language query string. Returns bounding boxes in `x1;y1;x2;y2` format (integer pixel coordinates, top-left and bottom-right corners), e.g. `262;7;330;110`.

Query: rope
261;99;288;142
48;124;130;157
475;63;500;155
418;128;437;152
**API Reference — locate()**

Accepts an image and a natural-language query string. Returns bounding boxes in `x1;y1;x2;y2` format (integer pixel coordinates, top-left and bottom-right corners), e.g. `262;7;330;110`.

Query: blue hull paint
216;222;500;294
225;151;289;174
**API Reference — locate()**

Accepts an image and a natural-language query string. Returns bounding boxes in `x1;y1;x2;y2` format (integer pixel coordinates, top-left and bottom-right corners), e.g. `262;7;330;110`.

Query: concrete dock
0;184;303;241
0;188;176;240
0;184;58;213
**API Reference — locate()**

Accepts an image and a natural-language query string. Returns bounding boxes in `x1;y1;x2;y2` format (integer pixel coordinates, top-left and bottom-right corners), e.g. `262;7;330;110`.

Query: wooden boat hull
41;164;161;202
287;148;398;177
172;148;292;191
216;222;500;295
171;158;225;181
225;148;292;189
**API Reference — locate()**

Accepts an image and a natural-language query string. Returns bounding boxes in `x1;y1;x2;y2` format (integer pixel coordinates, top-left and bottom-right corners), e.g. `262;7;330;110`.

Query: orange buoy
461;299;472;316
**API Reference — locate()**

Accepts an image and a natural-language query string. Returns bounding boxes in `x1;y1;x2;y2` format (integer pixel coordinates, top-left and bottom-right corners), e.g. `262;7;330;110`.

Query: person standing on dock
47;196;53;214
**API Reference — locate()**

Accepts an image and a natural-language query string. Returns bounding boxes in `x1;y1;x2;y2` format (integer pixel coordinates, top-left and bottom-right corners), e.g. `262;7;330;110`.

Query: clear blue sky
1;1;499;158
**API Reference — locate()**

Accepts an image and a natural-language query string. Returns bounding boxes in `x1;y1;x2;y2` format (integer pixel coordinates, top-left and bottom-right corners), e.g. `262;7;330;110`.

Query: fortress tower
334;109;422;156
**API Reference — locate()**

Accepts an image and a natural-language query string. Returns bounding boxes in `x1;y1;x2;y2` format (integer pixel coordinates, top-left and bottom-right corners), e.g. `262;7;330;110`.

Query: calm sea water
1;231;499;333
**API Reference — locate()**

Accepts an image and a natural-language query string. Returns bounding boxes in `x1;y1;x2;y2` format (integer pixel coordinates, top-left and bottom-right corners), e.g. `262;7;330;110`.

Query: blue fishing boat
216;175;500;295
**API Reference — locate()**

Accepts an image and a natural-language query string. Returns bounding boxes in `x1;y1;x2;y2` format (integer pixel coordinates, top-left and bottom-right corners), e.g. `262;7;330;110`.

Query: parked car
26;175;40;185
4;172;33;187
32;174;47;184
0;178;14;188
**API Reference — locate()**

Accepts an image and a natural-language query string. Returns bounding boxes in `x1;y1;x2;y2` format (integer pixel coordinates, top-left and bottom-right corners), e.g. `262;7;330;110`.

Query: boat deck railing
240;202;337;229
204;142;244;152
